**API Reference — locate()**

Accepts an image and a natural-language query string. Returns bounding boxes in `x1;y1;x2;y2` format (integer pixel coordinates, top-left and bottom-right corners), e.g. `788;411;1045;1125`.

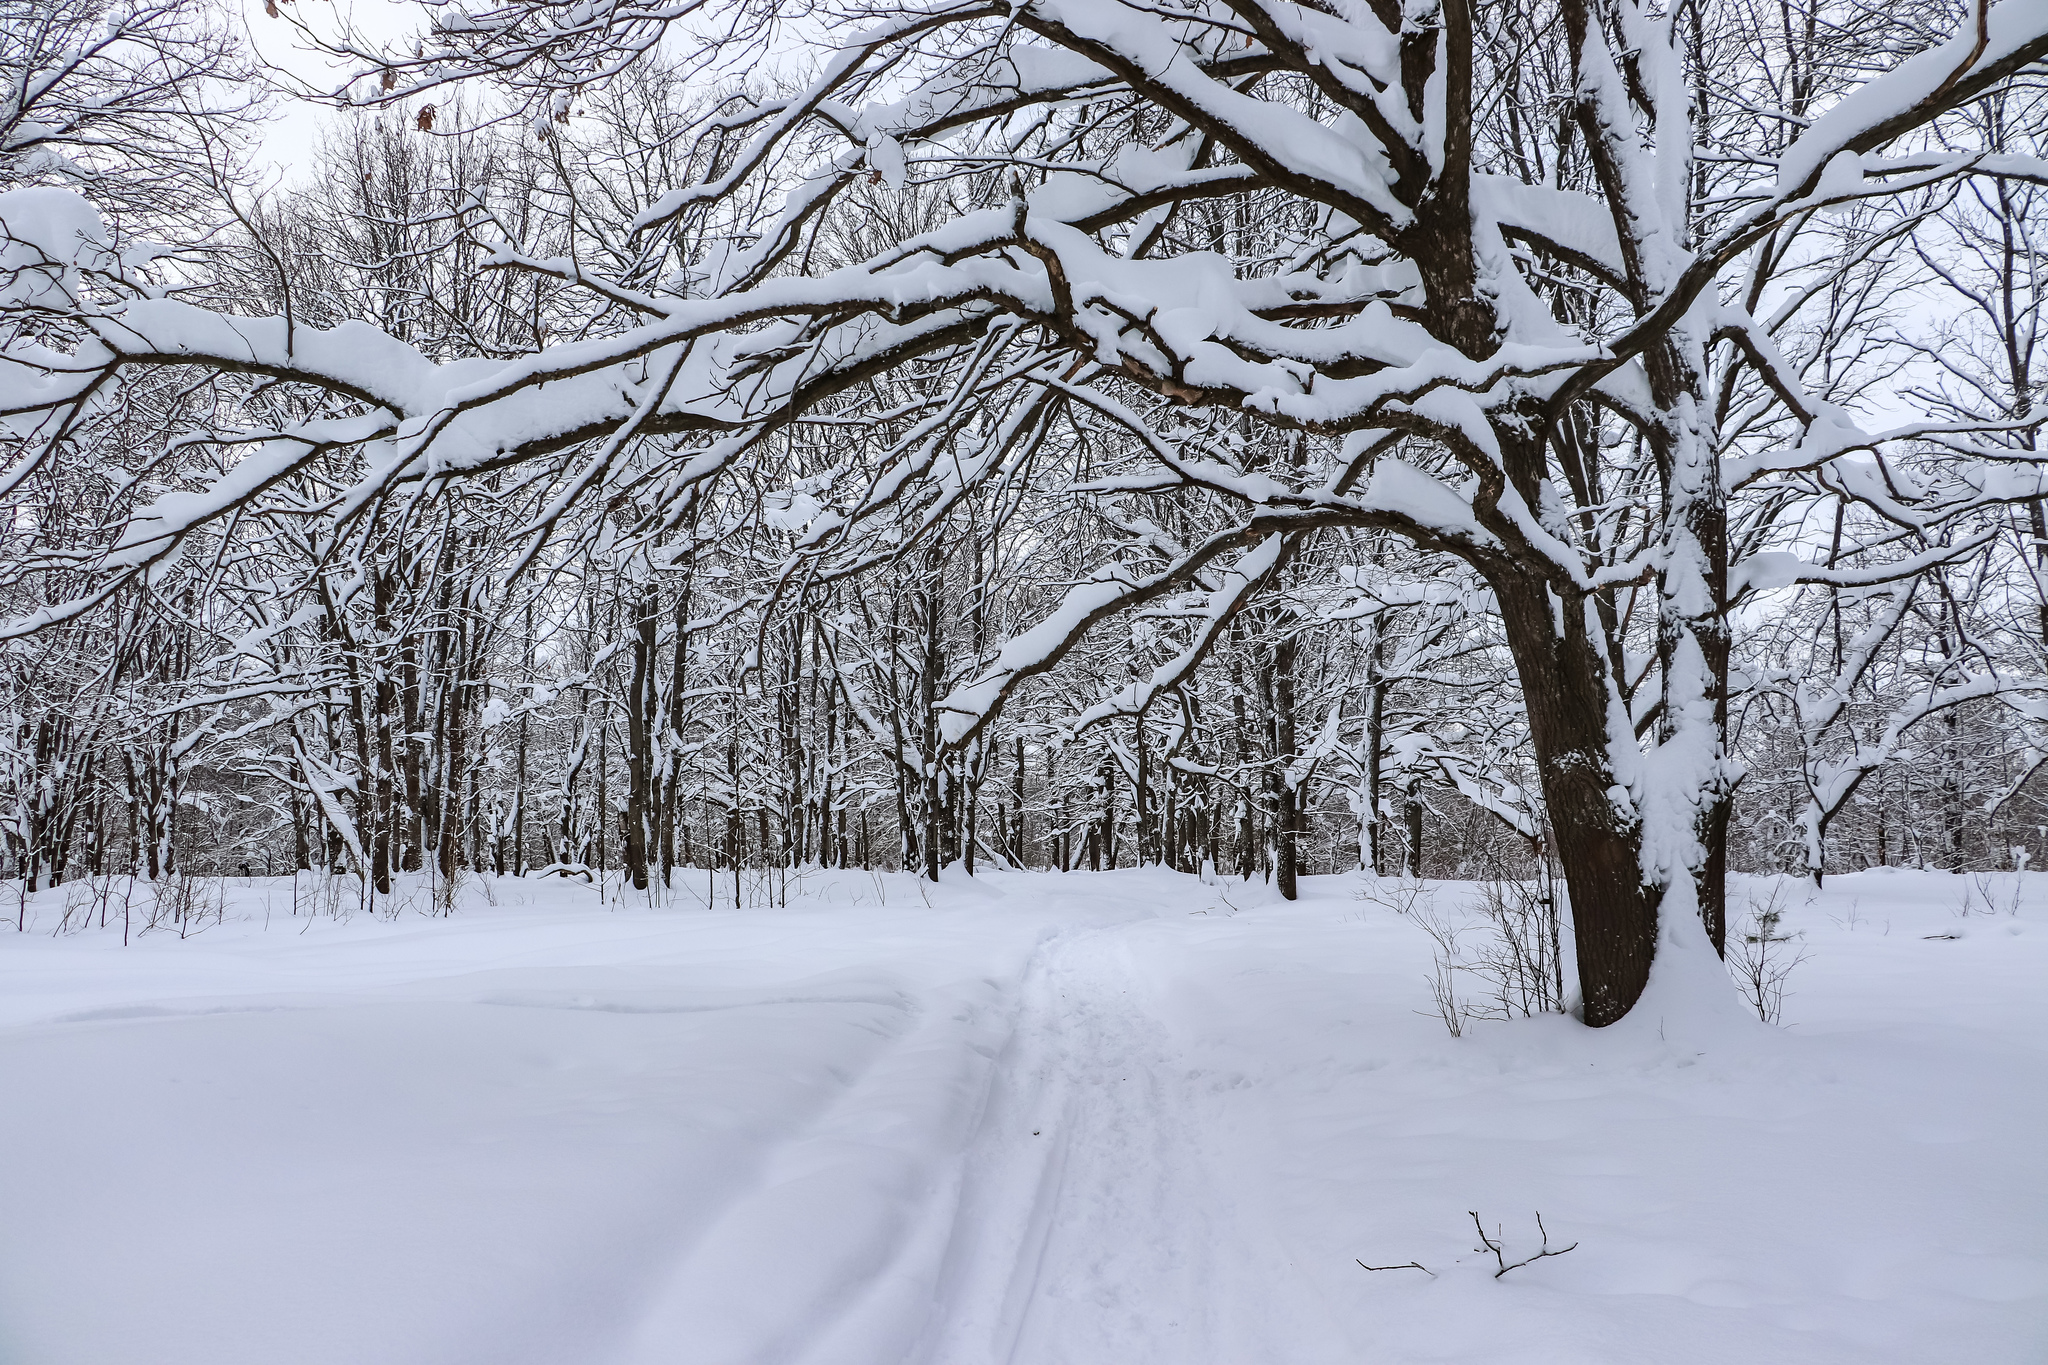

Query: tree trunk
1494;571;1658;1028
625;587;658;891
1274;631;1299;901
1403;797;1423;878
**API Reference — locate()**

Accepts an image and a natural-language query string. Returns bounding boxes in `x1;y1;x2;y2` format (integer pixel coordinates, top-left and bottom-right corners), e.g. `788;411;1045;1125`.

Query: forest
4;0;2047;1020
4;2;2047;1362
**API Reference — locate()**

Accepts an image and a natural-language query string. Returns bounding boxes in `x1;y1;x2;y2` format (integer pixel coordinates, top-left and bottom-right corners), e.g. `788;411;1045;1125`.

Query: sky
236;0;421;184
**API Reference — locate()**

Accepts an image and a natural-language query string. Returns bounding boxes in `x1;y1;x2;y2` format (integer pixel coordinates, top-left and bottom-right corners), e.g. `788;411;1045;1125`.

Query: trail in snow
917;921;1347;1365
1;867;2043;1365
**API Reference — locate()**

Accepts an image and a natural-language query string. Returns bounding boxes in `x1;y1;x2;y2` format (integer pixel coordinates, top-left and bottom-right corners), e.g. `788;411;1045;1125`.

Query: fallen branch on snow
1356;1259;1437;1277
1472;1210;1577;1278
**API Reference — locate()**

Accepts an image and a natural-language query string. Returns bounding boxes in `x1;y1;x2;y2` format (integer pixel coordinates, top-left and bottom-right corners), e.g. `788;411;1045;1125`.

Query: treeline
14;492;2046;894
4;1;2048;909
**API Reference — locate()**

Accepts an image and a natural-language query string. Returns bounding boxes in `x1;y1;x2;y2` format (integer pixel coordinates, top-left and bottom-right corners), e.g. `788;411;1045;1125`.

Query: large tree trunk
1493;572;1658;1028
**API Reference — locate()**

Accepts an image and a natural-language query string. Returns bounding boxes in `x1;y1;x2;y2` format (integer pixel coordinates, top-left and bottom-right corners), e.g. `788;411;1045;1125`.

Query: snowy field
1;867;2042;1365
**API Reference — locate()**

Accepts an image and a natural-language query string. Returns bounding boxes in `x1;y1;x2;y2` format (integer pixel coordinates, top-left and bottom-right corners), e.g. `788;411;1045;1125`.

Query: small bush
1729;883;1808;1024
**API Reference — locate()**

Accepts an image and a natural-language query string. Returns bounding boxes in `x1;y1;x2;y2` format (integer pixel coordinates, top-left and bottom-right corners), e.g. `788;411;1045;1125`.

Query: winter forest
2;0;2046;1360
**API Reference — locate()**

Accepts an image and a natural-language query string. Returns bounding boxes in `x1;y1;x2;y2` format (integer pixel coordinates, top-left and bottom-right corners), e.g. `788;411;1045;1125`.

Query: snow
1771;3;2048;202
865;134;906;192
1471;175;1629;286
1027;0;1413;229
0;187;106;307
1;867;2042;1365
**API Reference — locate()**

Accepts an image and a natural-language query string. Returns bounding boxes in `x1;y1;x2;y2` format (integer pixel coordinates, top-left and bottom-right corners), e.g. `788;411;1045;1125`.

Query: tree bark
1494;570;1658;1028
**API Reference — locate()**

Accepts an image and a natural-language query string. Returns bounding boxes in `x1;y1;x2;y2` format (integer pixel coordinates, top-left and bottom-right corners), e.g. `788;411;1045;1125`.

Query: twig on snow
1471;1210;1577;1278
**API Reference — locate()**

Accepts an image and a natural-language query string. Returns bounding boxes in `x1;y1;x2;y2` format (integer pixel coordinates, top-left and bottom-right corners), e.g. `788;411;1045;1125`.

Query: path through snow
918;920;1348;1365
1;867;2043;1364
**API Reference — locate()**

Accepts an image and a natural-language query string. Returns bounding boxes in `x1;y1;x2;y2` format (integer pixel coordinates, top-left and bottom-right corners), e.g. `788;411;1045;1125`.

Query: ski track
597;905;1346;1365
913;919;1347;1365
6;869;2040;1365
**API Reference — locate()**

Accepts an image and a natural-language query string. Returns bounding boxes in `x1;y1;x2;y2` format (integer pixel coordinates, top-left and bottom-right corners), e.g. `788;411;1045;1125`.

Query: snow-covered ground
1;866;2041;1365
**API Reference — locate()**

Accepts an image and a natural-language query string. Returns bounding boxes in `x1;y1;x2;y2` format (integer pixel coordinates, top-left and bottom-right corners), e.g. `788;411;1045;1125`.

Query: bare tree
4;0;2047;1027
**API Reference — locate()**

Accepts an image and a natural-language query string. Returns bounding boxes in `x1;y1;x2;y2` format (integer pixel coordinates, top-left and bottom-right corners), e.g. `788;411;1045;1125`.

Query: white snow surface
1;867;2042;1364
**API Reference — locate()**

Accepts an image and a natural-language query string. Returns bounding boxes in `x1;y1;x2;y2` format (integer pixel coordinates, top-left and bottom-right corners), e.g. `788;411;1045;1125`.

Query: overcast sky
237;0;419;184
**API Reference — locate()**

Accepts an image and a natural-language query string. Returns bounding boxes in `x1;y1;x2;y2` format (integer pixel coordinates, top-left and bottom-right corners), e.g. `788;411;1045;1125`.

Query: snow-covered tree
5;0;2048;1025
